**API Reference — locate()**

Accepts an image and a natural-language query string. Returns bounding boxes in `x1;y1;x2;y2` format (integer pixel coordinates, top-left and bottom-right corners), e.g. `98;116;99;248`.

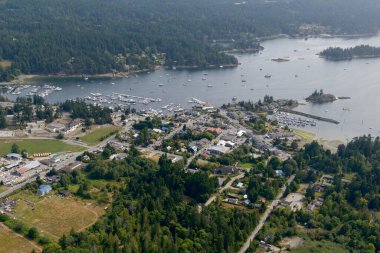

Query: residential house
64;119;83;134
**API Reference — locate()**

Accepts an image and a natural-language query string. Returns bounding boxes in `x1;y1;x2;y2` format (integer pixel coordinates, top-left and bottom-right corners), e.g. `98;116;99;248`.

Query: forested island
306;89;337;103
319;45;380;60
1;0;380;81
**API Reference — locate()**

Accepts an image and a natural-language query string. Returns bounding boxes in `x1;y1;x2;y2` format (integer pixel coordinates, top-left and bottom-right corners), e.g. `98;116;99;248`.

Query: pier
278;108;339;124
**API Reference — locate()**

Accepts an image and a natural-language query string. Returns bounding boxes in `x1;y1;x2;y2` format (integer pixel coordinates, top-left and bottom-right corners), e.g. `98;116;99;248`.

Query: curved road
238;174;295;253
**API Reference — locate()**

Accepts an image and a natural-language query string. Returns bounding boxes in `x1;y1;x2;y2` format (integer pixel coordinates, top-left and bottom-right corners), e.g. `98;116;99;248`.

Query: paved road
238;174;296;253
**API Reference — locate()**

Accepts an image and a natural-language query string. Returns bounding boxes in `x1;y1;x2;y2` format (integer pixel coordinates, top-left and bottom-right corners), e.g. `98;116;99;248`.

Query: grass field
0;225;40;253
291;239;349;253
80;125;120;145
0;185;8;194
238;162;254;170
0;60;11;68
0;139;85;156
292;128;316;143
10;191;104;239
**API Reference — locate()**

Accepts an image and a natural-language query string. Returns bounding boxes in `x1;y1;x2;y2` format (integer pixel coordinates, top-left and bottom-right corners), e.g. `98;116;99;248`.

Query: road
0;134;117;200
237;174;295;253
204;172;245;207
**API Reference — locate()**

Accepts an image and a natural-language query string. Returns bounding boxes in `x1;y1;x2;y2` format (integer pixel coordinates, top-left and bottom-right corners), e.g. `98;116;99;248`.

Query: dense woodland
41;155;259;253
320;45;380;60
1;0;380;80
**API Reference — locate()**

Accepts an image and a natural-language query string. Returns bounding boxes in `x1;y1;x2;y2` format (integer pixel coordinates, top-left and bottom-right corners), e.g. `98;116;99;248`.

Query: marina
3;36;380;140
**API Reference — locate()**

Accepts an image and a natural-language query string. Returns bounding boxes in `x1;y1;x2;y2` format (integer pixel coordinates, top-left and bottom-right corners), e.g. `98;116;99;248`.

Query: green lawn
238;162;254;170
292;128;316;143
80;125;121;145
0;139;85;156
292;239;349;253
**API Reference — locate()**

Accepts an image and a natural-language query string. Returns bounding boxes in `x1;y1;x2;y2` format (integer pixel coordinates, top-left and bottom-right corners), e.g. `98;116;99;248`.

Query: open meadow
0;224;41;253
9;191;104;239
80;125;120;145
0;139;85;156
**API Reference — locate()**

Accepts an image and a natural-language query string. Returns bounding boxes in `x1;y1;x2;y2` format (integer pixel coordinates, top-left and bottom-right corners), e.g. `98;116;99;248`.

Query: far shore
2;31;380;86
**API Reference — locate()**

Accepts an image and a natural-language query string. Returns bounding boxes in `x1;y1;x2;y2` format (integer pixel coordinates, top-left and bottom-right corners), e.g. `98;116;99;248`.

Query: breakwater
279;108;339;124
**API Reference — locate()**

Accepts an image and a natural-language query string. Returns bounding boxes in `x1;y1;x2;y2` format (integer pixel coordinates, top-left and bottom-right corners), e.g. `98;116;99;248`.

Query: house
188;146;198;153
275;170;285;176
221;134;236;142
46;123;65;133
37;184;52;196
153;128;163;134
205;127;223;135
217;140;235;148
236;182;244;189
61;162;85;174
228;198;239;205
6;153;22;161
207;146;230;155
64;119;83;134
213;165;236;175
242;199;251;206
5;161;20;170
237;130;246;137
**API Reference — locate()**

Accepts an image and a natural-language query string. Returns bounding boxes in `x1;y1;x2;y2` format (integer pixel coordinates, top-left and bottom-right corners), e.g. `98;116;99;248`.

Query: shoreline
2;32;380;86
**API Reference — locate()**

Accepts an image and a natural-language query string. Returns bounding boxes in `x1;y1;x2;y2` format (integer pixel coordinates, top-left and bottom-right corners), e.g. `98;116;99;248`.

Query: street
238;174;296;253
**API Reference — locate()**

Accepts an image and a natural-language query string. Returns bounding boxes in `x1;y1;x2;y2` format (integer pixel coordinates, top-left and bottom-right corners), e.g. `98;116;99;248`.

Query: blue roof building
37;184;52;196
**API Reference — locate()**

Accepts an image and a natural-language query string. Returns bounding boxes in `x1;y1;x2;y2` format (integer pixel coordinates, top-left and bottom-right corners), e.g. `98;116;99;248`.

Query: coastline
0;63;241;85
2;31;380;86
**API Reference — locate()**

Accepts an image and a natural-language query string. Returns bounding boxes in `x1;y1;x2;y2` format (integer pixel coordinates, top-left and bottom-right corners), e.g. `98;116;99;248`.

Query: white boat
202;77;207;80
207;85;213;87
84;77;89;81
264;74;271;78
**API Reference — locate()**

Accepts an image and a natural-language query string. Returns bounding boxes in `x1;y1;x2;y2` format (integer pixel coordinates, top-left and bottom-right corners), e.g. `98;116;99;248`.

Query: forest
1;0;380;80
40;154;259;253
319;45;380;60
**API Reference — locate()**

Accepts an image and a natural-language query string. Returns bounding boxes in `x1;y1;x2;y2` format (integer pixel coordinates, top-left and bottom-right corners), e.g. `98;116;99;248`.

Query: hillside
1;0;380;81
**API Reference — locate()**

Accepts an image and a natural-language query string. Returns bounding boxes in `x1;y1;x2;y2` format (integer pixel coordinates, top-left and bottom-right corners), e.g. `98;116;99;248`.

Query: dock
279;108;339;124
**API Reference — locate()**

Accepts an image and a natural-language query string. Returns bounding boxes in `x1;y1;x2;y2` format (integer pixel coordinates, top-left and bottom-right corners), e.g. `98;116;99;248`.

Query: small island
306;89;337;103
319;45;380;61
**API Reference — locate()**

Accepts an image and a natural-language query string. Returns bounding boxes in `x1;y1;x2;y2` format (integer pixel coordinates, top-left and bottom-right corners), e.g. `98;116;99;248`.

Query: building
217;140;235;148
213;165;237;175
37;184;52;196
64;119;83;134
205;127;223;135
61;162;85;174
207;146;230;155
46;123;65;133
275;170;285;176
6;153;22;161
237;130;246;137
13;160;41;176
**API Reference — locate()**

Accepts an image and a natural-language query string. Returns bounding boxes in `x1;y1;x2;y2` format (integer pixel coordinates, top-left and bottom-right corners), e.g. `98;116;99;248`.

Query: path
238;174;295;253
0;223;42;252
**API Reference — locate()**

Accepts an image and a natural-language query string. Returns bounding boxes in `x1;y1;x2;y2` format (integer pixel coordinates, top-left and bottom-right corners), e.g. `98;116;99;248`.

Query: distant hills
1;0;380;81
